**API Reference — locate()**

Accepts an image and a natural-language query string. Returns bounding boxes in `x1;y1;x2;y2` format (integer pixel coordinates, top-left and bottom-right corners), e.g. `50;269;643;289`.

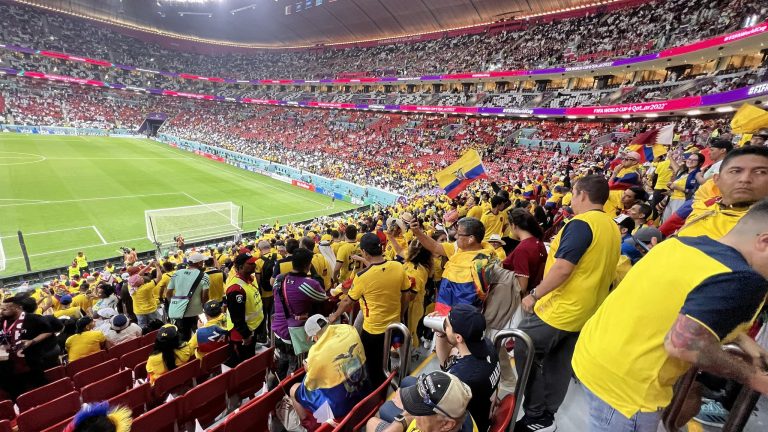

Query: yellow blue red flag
435;149;487;198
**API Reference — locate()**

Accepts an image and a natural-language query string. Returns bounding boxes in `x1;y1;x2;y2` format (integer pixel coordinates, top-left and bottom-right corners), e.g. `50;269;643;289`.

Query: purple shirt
271;272;327;340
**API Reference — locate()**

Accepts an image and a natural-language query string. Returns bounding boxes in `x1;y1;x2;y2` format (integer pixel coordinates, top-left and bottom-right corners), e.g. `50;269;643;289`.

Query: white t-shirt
103;324;143;346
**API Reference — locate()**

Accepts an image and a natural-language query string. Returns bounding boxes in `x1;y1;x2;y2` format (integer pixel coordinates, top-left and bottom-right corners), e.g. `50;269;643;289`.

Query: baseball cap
203;300;222;317
359;233;383;256
304;314;329;338
60;294;73;305
710;138;734;151
188;252;206;264
233;252;258;267
628;227;663;252
448;304;488;358
487;234;505;245
110;314;130;331
400;371;473;419
157;324;179;342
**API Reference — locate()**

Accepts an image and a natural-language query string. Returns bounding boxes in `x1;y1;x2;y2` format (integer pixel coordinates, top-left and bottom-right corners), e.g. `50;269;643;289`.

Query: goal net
145;202;242;246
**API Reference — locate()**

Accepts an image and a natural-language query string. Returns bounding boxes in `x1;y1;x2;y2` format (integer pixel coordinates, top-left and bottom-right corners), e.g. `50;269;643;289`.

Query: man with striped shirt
272;248;328;379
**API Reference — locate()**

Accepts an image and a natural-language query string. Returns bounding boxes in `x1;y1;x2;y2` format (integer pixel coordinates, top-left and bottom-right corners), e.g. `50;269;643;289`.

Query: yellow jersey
348;261;410;334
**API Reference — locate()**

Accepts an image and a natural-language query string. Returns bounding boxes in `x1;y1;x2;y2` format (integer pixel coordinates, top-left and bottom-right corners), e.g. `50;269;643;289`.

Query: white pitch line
0;192;185;208
3;236;148;263
150;141;329;207
0;225;96;239
92;226;108;245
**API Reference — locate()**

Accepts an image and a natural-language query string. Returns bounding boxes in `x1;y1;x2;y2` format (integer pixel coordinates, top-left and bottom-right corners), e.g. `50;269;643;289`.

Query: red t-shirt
502;237;547;289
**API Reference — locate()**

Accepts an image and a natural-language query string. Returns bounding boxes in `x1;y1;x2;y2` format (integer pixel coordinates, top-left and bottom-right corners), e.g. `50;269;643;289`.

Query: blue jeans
585;386;661;432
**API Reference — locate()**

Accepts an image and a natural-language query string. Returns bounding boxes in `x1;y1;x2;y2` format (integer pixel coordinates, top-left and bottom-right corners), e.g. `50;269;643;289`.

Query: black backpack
259;253;278;293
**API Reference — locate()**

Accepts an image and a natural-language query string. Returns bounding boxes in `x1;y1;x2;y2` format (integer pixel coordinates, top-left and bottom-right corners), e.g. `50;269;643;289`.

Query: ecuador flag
435;149;487;199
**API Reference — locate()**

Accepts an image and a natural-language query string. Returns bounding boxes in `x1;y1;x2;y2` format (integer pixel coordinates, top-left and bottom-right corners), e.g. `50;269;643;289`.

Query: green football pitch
0;134;357;276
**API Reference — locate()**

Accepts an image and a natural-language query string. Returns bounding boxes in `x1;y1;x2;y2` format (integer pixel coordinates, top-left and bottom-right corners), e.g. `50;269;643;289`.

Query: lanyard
1;313;24;343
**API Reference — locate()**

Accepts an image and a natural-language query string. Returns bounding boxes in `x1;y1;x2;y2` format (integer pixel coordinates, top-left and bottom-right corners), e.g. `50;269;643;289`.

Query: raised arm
408;219;446;257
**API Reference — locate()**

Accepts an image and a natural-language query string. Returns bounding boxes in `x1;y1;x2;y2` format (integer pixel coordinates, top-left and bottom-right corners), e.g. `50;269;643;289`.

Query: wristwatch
530;288;539;301
394;414;409;430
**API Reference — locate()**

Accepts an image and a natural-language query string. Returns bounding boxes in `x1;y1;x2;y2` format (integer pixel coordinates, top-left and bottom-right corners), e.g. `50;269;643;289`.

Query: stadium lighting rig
229;3;259;15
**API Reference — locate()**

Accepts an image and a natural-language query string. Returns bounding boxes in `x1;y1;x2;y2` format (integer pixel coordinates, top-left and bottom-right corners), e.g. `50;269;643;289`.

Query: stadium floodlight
145;202;243;247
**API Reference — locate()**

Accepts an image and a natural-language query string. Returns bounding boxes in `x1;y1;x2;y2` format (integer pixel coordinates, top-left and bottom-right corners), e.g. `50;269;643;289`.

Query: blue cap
60;295;73;305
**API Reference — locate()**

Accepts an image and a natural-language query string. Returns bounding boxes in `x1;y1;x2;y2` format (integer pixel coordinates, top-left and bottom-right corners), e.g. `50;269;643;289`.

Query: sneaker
514;413;557;432
694;399;729;427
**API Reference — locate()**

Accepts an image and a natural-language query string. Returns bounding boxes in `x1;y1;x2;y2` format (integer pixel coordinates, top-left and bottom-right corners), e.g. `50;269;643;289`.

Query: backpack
259;253;278;293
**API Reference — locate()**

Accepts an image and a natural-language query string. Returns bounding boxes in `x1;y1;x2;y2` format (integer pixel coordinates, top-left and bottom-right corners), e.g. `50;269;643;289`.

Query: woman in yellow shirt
661;153;705;222
65;317;106;361
129;261;164;328
146;325;194;384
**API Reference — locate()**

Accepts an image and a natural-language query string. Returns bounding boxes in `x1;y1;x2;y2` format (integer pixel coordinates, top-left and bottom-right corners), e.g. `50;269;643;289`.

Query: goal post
145;202;243;247
0;236;5;273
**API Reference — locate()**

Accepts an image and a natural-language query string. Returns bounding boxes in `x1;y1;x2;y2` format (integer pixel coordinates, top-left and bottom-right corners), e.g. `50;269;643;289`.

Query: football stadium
0;0;767;431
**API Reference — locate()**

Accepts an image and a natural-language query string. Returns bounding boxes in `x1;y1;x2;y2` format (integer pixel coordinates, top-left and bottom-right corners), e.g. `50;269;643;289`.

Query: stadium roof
22;0;615;48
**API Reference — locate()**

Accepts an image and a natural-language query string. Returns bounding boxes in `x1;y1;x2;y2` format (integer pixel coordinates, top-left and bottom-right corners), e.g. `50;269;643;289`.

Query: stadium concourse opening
1;0;768;431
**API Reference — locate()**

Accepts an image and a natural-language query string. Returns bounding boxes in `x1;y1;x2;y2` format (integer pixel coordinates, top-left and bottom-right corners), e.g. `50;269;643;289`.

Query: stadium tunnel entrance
138;112;169;137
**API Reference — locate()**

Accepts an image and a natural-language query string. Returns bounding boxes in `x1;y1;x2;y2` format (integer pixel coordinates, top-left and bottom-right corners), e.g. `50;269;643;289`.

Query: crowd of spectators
0;0;764;81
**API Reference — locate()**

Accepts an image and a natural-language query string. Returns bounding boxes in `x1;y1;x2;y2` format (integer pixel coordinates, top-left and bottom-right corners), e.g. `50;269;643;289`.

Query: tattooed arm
664;313;768;394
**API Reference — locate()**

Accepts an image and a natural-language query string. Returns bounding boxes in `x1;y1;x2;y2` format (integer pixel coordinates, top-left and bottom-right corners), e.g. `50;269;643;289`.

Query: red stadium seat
132;398;180;432
81;369;134;403
134;361;148;382
120;344;154;371
67;350;107;377
16;391;80;432
152;359;200;403
199;345;230;379
0;400;13;422
108;383;151;418
16;378;75;413
107;338;141;360
229;347;274;404
222;371;304;432
140;330;159;347
44;365;66;382
337;371;396;432
489;394;517;432
41;416;73;432
0;420;11;432
72;358;120;389
179;370;231;429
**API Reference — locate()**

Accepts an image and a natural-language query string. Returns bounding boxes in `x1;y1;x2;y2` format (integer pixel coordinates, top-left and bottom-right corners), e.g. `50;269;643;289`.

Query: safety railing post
383;322;411;387
493;329;535;429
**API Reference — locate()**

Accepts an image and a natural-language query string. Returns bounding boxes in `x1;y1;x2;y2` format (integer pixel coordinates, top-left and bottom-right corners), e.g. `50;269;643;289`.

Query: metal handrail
493;329;535;430
383;322;411;388
662;344;760;431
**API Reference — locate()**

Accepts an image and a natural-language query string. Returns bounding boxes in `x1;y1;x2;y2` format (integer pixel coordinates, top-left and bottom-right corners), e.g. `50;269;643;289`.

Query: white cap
304;314;329;337
188;252;206;264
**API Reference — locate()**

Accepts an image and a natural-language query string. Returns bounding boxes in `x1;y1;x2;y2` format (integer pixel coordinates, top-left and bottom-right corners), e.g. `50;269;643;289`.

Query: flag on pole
627;124;673;162
435;149;487;198
730;104;768;133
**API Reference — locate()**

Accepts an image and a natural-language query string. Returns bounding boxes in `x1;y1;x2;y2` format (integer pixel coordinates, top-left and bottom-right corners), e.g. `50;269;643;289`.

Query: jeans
136;311;161;328
584;385;661;432
514;312;579;418
379;376;418;422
